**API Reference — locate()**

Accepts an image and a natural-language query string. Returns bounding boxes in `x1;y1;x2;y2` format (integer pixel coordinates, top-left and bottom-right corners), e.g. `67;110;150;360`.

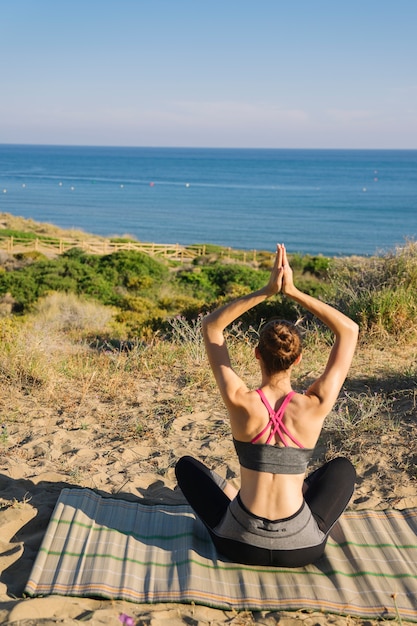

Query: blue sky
1;0;416;148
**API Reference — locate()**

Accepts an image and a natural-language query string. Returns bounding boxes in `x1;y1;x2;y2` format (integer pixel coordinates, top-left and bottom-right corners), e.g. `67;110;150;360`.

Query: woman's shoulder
284;390;331;441
227;388;268;435
287;389;325;414
230;387;263;412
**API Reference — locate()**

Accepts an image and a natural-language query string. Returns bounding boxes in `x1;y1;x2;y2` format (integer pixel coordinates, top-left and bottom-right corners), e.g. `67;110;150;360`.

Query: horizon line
1;142;417;152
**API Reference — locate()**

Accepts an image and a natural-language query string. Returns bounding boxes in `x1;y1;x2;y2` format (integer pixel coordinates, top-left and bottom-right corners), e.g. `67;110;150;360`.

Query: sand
0;349;416;626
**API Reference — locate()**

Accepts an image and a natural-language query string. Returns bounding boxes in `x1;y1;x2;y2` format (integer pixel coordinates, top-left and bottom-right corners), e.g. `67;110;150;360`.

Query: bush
33;292;114;333
176;263;270;300
0;249;169;311
330;241;417;338
96;250;168;289
205;263;269;294
0;229;39;240
157;294;203;318
0;240;333;340
302;255;332;278
175;267;215;299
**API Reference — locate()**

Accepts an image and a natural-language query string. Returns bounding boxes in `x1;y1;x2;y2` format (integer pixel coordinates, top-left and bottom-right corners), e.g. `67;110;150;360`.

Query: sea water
0;144;416;256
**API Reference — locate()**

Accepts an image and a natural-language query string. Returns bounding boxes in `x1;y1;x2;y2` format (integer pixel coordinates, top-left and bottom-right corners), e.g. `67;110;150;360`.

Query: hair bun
258;320;302;374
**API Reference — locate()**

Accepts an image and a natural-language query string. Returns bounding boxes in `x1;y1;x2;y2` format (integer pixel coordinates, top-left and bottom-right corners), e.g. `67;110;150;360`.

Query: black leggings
175;455;356;567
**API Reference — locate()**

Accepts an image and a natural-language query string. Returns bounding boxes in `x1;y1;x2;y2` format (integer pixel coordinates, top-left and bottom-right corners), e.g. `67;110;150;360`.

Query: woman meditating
175;243;359;567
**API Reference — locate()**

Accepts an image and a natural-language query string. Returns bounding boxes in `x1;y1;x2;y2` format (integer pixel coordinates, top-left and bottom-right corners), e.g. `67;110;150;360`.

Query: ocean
0;144;416;257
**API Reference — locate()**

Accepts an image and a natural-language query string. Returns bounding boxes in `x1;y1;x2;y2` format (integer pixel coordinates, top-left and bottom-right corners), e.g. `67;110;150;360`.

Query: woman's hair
257;319;302;375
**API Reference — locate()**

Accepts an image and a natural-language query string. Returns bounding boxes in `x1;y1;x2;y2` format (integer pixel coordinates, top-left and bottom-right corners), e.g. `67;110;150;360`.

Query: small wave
5;173;319;193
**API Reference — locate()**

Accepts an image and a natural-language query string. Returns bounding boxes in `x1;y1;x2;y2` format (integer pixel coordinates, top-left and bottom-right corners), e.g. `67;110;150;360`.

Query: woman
175;243;359;567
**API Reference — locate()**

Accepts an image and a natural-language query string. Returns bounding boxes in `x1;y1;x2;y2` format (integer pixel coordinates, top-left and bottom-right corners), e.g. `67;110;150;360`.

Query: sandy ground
0;351;416;626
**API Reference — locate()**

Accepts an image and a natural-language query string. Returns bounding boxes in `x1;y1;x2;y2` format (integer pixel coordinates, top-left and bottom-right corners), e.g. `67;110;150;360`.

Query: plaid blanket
25;488;417;621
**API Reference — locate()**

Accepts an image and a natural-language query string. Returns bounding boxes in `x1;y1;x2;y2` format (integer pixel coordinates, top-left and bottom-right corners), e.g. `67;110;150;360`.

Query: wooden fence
0;235;266;263
0;236;206;261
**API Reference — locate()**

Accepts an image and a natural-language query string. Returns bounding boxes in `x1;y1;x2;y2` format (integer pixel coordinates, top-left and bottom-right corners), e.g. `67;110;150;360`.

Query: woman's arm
281;245;359;415
202;244;285;407
202;242;358;416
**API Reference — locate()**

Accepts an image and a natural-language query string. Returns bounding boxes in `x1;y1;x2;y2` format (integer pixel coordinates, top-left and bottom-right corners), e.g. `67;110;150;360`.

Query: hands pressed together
265;243;295;297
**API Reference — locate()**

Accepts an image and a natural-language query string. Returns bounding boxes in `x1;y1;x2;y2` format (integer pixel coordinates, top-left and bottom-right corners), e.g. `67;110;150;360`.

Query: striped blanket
25;488;417;622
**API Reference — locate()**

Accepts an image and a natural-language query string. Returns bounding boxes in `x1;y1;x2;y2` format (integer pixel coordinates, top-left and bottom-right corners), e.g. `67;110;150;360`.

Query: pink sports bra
251;389;304;448
232;389;313;474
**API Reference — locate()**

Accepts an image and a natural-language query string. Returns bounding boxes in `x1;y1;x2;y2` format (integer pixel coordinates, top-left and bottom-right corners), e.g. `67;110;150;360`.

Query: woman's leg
176;455;344;567
175;456;231;529
304;456;356;534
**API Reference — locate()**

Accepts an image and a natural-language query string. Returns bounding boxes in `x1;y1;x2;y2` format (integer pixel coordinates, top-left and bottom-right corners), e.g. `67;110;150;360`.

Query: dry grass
0;294;415;503
0;211;106;241
0;292;415;626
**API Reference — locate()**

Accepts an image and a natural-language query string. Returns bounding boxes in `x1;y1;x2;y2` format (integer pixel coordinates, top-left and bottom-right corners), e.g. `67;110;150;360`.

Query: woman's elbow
351;320;360;338
201;314;218;341
201;315;210;336
337;318;359;345
346;320;359;345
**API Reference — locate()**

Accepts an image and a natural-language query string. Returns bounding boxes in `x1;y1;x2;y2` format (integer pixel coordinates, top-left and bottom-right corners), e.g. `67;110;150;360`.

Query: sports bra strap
252;389;304;448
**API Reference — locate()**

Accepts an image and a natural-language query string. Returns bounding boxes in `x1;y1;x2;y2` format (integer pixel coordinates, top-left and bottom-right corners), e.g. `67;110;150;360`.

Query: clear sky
1;0;416;149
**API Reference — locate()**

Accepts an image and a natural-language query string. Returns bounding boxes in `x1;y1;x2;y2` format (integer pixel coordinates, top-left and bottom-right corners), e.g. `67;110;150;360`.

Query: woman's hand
264;244;285;296
281;244;296;296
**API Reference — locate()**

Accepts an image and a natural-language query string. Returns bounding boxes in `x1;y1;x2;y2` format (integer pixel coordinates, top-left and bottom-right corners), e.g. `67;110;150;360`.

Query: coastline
1;145;416;257
0;211;392;261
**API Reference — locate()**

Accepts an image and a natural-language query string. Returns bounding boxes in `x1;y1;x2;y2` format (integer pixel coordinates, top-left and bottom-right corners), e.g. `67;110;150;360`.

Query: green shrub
0;239;334;340
330;241;417;338
177;263;270;300
115;306;167;339
96;250;168;289
175;267;216;299
157;294;203;317
13;251;48;263
205;263;269;295
236;296;303;331
0;249;169;311
302;255;332;278
0;229;40;240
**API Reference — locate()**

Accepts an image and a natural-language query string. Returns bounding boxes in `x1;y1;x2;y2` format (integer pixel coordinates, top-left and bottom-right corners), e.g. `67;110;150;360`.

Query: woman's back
230;387;323;519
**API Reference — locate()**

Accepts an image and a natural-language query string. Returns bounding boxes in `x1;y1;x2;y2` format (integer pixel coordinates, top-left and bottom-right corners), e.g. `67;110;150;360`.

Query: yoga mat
25;488;417;621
